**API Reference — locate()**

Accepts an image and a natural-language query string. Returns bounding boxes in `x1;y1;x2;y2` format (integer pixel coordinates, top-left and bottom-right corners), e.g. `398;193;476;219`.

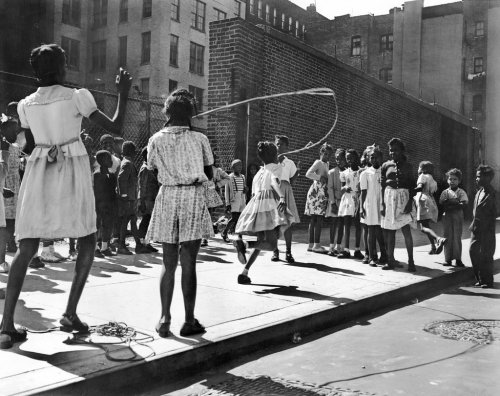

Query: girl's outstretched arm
88;68;132;135
270;176;286;212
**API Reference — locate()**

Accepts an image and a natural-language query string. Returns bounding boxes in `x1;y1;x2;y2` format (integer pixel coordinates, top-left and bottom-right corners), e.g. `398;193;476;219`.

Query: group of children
301;138;495;283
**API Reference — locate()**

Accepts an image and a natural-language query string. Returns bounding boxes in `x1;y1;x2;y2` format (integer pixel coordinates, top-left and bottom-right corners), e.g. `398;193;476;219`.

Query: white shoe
40;252;63;263
312;246;327;254
69;253;78;261
0;262;9;273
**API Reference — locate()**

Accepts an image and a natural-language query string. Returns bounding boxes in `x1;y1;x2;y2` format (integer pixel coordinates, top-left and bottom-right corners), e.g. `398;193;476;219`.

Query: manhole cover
200;375;378;396
424;320;500;344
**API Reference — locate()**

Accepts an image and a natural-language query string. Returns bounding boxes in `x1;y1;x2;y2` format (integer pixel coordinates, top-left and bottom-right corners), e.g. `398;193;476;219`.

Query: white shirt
279;157;297;183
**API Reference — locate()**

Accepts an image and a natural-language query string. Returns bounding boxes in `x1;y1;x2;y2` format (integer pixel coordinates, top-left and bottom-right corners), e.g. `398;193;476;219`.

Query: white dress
359;166;382;226
16;85;97;239
338;168;360;217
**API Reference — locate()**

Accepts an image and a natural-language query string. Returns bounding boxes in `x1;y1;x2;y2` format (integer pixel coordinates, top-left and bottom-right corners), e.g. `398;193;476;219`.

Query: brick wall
208;19;475;224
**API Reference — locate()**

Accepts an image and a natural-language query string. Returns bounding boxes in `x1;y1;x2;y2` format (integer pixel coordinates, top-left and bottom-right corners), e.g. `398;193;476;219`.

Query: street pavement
0;220;498;395
161;273;500;396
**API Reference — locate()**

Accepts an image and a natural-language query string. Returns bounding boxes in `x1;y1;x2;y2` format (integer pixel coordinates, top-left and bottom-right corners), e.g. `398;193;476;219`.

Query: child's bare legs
0;227;9;265
401;224;415;271
343;216;352;249
313;215;323;244
65;233;96;317
367;225;377;263
239;230;277;284
1;238;40;332
336;217;344;250
329;217;339;252
308;216;316;247
418;219;444;255
353;213;363;258
376;227;387;262
362;223;369;259
159;243;178;326
382;229;396;269
179;240;201;324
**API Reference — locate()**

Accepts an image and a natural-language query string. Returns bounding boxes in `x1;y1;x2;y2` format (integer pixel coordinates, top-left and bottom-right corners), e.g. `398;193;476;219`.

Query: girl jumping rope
233;141;292;285
0;44;131;349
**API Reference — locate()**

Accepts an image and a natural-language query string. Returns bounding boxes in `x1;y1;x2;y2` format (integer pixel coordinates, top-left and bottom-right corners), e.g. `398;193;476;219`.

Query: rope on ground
193;87;339;157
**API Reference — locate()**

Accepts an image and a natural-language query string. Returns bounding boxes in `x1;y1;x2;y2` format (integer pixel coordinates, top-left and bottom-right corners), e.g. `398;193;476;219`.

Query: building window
171;0;180;21
189;42;204;75
475;21;484;37
192;0;206;32
351;35;361;56
265;4;270;23
474;57;483;74
295;20;299;37
281;13;285;30
273;8;277;25
61;36;80;70
234;1;241;17
379;68;393;84
141;32;151;64
249;0;255;15
119;0;128;22
189;85;204;111
472;94;483;112
380;34;393;51
118;36;127;67
169;79;178;93
91;40;106;71
170;34;179;66
93;0;107;28
215;8;227;21
258;1;262;18
143;0;152;18
288;17;293;33
62;0;81;27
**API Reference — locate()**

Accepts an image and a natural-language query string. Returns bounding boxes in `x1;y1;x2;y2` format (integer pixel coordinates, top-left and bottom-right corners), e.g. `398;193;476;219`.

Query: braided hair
30;44;66;86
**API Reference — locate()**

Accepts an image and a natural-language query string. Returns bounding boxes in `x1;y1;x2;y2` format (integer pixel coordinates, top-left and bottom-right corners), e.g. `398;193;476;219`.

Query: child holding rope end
233;141;293;285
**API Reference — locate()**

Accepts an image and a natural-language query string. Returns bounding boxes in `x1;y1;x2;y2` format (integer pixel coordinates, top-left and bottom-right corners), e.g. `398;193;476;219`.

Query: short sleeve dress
15;85;97;239
338;168;360;217
414;173;438;223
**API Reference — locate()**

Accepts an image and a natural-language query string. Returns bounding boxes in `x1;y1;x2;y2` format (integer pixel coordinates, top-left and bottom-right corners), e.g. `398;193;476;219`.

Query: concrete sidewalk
0;222;498;395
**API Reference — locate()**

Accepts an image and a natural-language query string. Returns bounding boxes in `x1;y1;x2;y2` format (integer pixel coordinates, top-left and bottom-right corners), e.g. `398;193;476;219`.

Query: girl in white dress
0;44;131;350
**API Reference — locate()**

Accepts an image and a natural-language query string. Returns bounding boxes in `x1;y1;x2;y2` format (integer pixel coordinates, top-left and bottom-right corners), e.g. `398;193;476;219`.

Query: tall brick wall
208;19;475;224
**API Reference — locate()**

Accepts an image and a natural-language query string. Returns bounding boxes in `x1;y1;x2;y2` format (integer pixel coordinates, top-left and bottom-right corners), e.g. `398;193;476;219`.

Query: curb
36;267;474;395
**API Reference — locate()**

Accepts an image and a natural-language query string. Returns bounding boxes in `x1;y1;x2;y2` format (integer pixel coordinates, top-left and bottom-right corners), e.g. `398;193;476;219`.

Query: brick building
305;0;500;196
207;18;475;223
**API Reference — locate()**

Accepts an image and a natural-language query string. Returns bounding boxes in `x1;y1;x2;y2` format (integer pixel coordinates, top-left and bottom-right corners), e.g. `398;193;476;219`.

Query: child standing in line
117;141;148;255
326;148;346;256
414;161;446;255
0;44;131;349
222;159;247;242
439;168;468;267
93;150;117;257
360;146;387;266
337;149;363;259
137;146;159;253
233;141;292;284
305;143;333;253
469;165;497;288
358;147;372;263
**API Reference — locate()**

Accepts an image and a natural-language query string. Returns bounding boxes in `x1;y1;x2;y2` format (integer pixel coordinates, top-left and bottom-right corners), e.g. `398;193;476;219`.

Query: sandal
180;319;206;337
60;313;89;333
0;327;28;349
155;321;171;338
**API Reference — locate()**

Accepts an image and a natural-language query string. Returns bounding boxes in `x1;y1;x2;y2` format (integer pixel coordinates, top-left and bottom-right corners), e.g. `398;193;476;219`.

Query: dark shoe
435;238;446;255
481;283;493;289
200;239;208;247
233;239;247;264
0;327;28;349
428;246;437;255
100;248;115;257
379;255;388;264
442;261;452;267
29;256;45;269
327;249;338;257
381;264;395;270
353;250;364;260
94;249;105;258
285;252;295;263
7;241;17;253
60;313;89;333
221;234;230;243
338;250;351;259
155;321;171;338
237;274;251;284
362;255;370;264
408;261;416;272
393;260;403;268
135;244;150;254
117;246;133;255
180;319;206;337
271;250;280;262
145;244;159;253
454;260;465;267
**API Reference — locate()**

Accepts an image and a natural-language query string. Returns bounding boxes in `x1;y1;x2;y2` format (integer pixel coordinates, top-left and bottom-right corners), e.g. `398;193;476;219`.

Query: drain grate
200;375;378;396
424;320;500;344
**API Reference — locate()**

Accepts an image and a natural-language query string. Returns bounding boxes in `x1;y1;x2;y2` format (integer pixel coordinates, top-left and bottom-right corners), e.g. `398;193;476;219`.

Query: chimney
306;3;316;13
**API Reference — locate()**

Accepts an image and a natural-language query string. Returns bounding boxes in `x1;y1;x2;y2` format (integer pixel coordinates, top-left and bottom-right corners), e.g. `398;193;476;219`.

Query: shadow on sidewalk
284;261;364;276
251;284;353;305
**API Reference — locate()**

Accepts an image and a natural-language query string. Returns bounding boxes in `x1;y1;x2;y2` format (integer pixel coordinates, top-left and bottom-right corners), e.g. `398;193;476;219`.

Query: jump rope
0;86;339;360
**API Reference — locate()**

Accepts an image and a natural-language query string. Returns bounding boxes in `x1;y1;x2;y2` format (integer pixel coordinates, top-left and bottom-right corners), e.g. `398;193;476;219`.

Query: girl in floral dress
304;143;333;253
0;44;131;349
233;141;292;285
